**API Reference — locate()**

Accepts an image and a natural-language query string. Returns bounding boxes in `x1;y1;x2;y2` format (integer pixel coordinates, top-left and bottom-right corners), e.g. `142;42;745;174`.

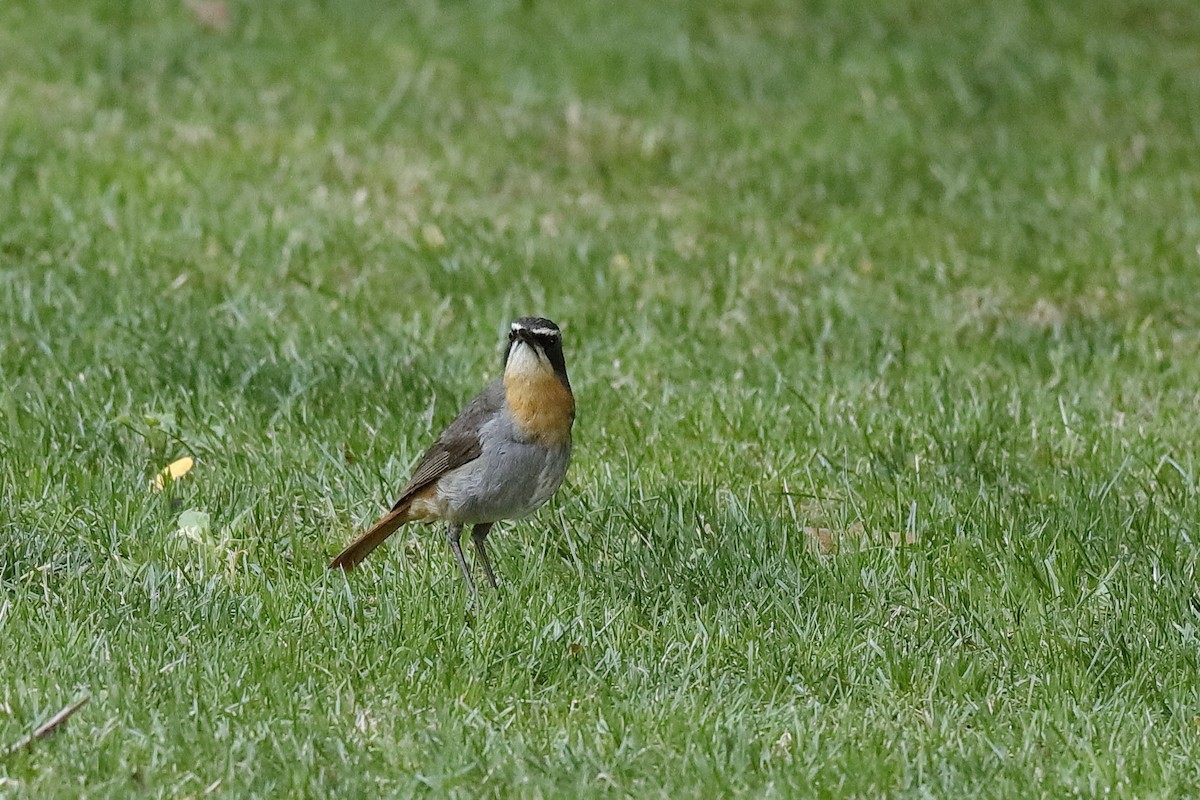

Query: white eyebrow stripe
511;322;523;331
530;327;560;337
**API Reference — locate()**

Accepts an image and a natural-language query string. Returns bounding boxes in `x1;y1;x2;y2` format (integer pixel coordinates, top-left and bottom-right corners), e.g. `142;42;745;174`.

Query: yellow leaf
151;456;195;492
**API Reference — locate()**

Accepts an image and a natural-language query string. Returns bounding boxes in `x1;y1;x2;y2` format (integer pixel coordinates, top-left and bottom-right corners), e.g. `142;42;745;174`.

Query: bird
329;316;575;604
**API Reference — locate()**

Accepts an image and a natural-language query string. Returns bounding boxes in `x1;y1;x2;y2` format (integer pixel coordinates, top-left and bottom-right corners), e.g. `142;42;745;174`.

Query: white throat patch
505;340;545;377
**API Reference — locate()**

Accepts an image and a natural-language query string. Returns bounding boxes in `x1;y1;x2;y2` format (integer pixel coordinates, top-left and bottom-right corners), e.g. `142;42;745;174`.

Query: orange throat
503;354;574;447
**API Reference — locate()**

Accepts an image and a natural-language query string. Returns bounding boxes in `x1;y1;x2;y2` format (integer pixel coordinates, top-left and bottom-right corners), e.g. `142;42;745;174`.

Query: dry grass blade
804;522;916;556
5;696;90;755
183;0;231;32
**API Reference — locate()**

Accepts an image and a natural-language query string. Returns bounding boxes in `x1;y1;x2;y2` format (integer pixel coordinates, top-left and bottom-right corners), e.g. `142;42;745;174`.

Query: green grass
3;0;1200;796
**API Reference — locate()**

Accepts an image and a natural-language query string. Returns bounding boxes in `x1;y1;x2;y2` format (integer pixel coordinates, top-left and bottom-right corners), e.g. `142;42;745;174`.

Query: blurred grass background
3;0;1200;796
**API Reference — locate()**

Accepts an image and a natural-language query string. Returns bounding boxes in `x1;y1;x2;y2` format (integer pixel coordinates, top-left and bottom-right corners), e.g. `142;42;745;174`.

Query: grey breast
437;409;571;524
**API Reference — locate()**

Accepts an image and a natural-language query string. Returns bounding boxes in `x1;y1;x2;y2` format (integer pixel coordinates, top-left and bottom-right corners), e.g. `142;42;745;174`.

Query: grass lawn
4;0;1200;796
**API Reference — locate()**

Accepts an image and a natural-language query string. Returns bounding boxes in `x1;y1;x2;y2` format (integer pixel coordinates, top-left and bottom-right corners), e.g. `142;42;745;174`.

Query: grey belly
436;437;570;524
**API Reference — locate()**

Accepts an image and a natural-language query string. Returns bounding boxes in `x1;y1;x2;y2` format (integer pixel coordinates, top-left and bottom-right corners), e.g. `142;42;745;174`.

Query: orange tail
329;503;413;570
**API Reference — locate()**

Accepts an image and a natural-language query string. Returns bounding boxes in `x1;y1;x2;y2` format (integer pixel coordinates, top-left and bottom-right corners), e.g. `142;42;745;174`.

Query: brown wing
329;379;505;571
389;379;504;509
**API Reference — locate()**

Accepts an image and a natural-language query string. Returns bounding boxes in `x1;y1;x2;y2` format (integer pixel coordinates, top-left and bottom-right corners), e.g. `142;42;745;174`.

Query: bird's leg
471;522;498;589
447;523;477;604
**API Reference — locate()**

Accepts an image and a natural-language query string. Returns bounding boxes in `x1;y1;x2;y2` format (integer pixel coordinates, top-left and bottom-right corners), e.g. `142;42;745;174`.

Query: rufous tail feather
329;503;412;570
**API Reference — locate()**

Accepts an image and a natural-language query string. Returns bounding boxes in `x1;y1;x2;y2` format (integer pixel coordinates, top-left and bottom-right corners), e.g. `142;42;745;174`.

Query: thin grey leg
471;522;498;589
447;523;477;604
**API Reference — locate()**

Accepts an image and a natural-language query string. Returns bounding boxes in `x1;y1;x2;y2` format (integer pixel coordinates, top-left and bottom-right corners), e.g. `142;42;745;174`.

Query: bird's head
504;316;569;388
